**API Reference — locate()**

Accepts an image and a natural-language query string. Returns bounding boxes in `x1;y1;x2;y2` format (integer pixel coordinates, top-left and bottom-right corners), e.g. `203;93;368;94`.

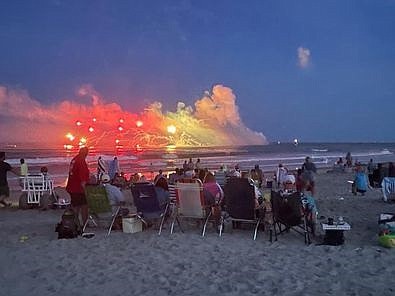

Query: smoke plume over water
0;84;267;148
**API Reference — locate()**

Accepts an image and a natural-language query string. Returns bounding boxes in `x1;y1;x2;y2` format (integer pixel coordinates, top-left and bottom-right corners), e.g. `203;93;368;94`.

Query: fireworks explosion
0;84;267;150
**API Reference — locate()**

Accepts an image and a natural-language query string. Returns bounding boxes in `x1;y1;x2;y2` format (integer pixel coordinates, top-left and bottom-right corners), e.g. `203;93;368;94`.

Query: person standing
20;158;28;176
367;158;375;187
108;157;120;180
97;156;106;182
276;163;288;188
301;156;317;195
66;147;90;225
0;152;19;207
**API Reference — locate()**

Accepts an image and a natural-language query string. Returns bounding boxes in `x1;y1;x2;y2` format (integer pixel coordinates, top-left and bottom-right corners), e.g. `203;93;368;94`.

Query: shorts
70;193;87;207
0;185;10;198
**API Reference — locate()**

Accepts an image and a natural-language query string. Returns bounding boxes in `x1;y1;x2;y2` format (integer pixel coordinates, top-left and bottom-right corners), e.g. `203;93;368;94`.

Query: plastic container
122;215;142;233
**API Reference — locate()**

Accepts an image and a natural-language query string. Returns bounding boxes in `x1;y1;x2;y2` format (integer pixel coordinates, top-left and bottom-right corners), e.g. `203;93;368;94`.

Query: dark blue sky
1;0;394;142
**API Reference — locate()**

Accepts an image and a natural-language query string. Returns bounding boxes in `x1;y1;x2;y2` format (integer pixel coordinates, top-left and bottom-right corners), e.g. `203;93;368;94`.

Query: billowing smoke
297;46;311;68
0;84;267;148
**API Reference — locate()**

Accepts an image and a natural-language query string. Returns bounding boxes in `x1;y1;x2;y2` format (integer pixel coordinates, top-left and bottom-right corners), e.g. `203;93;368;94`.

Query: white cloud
297;46;311;68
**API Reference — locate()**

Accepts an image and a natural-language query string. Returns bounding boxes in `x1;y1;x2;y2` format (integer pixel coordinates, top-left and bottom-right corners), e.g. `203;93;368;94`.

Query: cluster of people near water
0;148;391;233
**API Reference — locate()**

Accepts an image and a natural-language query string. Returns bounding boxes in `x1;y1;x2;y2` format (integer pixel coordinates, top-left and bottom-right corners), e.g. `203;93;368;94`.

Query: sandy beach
1;170;395;296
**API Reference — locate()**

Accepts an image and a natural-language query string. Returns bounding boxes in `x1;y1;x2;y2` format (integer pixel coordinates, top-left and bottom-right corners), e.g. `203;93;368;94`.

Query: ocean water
2;142;394;189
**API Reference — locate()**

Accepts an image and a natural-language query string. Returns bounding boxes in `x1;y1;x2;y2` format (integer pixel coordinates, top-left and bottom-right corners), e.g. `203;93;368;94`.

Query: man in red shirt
66;147;90;225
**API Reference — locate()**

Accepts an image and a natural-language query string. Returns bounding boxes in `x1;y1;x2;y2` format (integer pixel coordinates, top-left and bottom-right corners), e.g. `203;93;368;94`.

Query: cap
101;173;111;182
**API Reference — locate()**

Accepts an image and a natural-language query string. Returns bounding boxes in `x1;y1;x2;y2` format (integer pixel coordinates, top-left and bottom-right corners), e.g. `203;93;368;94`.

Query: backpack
55;209;82;239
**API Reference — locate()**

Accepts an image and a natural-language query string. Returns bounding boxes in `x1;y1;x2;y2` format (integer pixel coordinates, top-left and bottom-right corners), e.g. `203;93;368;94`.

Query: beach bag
55;209;82;239
379;234;395;248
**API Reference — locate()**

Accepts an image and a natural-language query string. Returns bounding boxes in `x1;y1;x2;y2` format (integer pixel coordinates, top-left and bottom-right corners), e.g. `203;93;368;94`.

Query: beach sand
1;171;395;296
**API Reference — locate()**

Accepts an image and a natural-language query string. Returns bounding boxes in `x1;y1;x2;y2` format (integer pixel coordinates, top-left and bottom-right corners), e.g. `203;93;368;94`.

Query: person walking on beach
66;147;90;225
97;156;106;182
367;158;375;187
20;158;28;176
301;157;317;195
0;152;20;207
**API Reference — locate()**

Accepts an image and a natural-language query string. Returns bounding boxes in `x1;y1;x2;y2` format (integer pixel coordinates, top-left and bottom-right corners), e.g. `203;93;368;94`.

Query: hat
101;174;111;183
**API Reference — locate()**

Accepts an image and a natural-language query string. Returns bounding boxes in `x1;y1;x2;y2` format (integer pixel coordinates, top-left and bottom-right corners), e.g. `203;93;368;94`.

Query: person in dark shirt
0;151;20;207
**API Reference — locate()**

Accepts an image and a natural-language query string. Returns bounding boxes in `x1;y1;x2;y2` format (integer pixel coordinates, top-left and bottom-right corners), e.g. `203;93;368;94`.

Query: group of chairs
82;177;315;244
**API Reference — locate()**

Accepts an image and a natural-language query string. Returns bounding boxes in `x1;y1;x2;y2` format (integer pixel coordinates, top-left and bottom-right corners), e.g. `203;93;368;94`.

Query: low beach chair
171;179;212;236
83;185;120;237
19;173;55;209
221;178;262;240
271;190;311;244
131;182;170;235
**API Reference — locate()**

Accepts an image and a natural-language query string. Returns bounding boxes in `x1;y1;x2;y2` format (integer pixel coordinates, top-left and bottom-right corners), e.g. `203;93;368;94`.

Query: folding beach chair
170;179;212;236
382;177;395;202
271;190;312;244
221;178;262;240
19;174;55;209
83;185;120;237
131;182;170;235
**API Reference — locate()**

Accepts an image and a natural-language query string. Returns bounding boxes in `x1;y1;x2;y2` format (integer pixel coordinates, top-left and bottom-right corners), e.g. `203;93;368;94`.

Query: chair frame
270;190;311;244
131;182;170;235
21;174;54;205
170;179;212;236
220;178;262;240
83;185;120;237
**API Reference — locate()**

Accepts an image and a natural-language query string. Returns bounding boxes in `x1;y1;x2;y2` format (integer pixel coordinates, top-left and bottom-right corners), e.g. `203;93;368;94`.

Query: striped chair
382;177;395;202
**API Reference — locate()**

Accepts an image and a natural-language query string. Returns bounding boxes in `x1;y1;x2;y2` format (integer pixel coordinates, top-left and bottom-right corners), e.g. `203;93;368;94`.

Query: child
353;164;369;196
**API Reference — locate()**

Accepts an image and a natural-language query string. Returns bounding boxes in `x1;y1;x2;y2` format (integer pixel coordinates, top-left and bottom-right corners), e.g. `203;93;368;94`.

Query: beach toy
379;234;395;248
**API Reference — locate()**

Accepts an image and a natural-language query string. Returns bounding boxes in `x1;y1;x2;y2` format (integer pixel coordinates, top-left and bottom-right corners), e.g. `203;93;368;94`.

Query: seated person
276;164;288;188
241;171;262;209
203;172;224;206
283;173;296;191
154;177;170;210
101;174;125;213
112;172;128;189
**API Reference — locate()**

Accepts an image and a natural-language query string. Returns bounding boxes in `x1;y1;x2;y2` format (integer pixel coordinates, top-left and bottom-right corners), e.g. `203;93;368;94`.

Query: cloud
297;46;311;68
0;84;267;147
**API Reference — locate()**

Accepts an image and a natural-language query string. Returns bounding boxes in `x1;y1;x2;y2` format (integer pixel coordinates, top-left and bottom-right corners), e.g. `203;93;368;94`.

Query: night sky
1;0;394;143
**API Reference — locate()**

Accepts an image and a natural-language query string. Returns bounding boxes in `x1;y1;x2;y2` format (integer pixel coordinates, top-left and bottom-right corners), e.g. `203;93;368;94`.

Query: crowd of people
0;147;388;230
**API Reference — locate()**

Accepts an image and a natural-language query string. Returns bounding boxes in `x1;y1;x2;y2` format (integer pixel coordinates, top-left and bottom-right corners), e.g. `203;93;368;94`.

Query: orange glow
119;118;124;123
167;125;176;134
80;137;87;143
88;126;94;132
63;144;73;150
136;120;143;127
115;139;120;144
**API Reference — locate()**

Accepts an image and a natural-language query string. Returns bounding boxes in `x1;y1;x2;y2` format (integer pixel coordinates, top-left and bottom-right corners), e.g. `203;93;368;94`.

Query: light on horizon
136;120;143;127
88;126;94;132
76;120;82;126
118;126;123;131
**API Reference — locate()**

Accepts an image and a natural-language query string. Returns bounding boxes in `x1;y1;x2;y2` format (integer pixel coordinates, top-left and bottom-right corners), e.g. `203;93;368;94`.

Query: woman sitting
154;176;170;209
202;172;224;207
